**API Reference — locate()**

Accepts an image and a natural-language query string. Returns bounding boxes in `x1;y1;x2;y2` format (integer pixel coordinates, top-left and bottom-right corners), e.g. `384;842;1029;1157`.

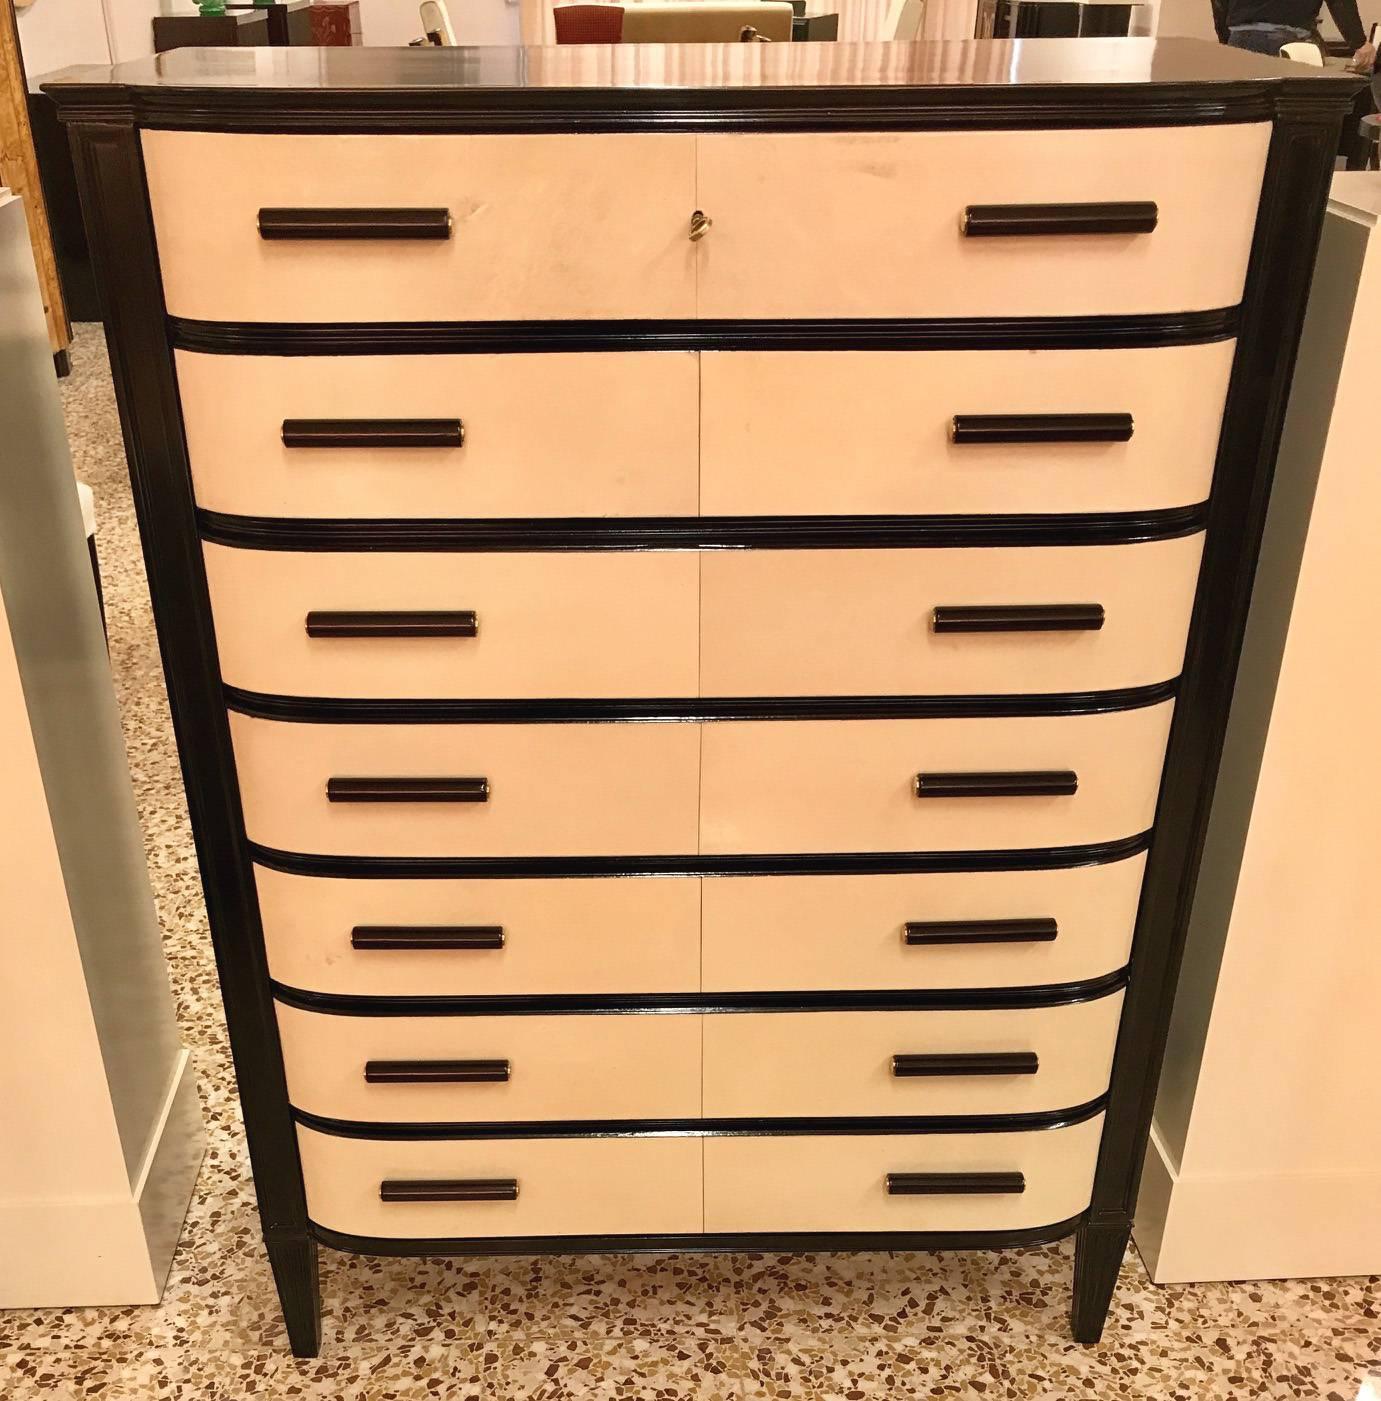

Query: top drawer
143;126;1267;324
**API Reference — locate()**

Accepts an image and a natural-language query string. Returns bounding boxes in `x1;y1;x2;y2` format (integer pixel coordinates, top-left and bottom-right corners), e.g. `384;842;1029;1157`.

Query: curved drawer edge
269;969;1130;1019
310;1213;1087;1258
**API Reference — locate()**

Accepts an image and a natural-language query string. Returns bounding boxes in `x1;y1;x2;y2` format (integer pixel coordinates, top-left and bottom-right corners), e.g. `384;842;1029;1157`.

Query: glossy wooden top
44;38;1363;132
47;37;1340;93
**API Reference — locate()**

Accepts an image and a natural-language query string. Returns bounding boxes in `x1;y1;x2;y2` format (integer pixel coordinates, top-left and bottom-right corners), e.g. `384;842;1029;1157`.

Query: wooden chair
553;3;626;41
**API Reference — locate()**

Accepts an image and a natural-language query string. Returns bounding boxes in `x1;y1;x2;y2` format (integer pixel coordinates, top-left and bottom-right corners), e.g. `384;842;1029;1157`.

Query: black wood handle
307;611;479;640
365;1058;510;1083
950;413;1133;445
961;202;1158;237
887;1172;1026;1196
914;771;1077;799
327;777;489;803
903;918;1059;946
932;604;1105;634
891;1052;1040;1077
352;925;505;951
259;207;452;240
380;1178;519;1202
282;418;464;449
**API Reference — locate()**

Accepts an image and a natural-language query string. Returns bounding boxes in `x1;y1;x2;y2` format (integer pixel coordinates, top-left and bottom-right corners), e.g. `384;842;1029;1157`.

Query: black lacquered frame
52;61;1357;1358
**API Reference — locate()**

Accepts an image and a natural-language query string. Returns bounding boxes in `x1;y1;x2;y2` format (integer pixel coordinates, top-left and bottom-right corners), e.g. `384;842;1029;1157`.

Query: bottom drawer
703;1114;1103;1233
298;1127;703;1239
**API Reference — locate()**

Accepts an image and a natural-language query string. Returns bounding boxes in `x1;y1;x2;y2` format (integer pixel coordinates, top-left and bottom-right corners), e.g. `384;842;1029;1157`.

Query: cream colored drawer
701;853;1145;992
702;1115;1103;1233
257;866;700;998
144;131;697;322
230;715;699;858
696;126;1267;318
700;703;1172;855
205;546;698;700
299;1127;702;1238
700;538;1201;698
702;993;1122;1118
277;1003;700;1122
177;351;699;520
700;343;1234;517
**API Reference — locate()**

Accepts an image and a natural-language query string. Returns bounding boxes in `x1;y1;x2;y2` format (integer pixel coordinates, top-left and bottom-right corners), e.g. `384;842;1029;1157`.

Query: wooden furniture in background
0;0;69;370
309;0;362;44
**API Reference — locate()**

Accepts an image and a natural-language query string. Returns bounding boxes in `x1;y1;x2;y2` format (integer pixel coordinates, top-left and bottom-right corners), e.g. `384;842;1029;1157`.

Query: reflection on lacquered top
46;37;1348;94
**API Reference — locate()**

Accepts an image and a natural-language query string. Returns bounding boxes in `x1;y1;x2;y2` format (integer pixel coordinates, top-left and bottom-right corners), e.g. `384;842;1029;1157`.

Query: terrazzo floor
2;325;1378;1400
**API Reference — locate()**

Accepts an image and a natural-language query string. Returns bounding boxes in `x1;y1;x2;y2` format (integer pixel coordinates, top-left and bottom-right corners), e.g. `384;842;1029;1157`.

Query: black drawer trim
932;604;1106;634
167;308;1239;356
223;679;1176;725
196;504;1208;552
327;776;489;804
311;1215;1086;1257
269;966;1127;1017
292;1093;1106;1140
247;828;1152;880
914;770;1079;799
892;1052;1040;1077
352;925;506;951
905;918;1060;946
380;1178;518;1202
366;1058;510;1083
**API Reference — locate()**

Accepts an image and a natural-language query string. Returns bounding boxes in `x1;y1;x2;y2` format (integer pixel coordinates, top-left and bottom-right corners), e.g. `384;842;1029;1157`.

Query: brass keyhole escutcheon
689;209;713;241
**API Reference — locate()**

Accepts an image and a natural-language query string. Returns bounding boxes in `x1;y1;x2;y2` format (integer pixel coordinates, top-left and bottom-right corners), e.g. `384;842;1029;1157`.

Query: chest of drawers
48;38;1361;1357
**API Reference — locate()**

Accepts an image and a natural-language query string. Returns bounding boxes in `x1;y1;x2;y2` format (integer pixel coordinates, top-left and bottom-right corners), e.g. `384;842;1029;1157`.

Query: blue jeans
1227;23;1316;56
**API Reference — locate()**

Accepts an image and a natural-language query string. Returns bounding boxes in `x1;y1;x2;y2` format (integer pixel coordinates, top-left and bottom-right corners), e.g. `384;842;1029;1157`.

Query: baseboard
0;1050;204;1309
1134;1120;1381;1283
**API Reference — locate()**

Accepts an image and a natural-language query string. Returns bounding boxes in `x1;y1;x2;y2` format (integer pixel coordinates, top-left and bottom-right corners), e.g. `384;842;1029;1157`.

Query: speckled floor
1;325;1377;1399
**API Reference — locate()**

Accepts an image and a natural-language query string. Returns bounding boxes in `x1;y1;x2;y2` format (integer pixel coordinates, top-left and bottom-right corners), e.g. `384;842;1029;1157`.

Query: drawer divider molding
886;1172;1027;1195
195;505;1210;553
891;1052;1040;1078
223;681;1177;726
904;919;1058;946
290;1094;1109;1141
247;827;1153;880
270;966;1128;1017
166;308;1240;357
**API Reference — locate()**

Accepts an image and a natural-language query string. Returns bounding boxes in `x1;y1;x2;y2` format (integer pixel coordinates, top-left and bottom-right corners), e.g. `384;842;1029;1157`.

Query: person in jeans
1212;0;1375;69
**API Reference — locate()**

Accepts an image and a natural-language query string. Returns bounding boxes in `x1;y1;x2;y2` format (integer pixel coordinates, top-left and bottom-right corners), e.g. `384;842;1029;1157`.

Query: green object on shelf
197;0;228;13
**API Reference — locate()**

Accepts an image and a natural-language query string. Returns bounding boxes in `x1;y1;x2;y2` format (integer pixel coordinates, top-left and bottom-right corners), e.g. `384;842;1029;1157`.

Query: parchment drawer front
700;538;1202;698
703;1116;1103;1233
177;351;699;520
699;342;1234;516
143;131;697;322
700;853;1145;992
277;1003;700;1123
257;867;701;998
205;546;698;700
695;125;1267;318
299;1127;703;1239
702;994;1122;1118
230;715;699;858
700;704;1172;855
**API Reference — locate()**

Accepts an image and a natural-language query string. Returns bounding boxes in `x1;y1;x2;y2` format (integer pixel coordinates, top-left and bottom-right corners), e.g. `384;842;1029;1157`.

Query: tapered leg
1070;1219;1130;1344
266;1228;322;1357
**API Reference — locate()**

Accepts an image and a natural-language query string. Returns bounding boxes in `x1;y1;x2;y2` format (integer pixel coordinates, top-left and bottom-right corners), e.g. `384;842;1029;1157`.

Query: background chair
620;1;793;41
553;3;627;40
418;0;457;44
